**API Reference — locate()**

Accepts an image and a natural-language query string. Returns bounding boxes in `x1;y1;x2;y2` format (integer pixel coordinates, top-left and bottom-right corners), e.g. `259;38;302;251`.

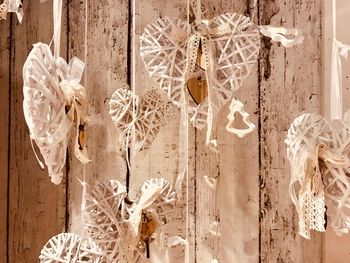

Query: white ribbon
258;25;304;48
330;0;350;120
53;0;62;58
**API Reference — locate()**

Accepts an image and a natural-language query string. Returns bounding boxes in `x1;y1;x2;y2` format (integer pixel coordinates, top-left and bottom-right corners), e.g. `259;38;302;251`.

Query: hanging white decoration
23;43;90;185
109;86;167;152
285;112;350;238
83;178;177;262
140;9;303;146
0;0;23;22
39;233;106;263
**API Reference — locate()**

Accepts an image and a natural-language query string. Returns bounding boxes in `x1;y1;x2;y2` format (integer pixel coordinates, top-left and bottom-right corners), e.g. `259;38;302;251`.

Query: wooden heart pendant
187;42;208;105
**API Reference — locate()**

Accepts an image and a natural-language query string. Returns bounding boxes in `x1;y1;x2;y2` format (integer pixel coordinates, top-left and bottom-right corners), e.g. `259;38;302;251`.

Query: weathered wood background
0;0;325;262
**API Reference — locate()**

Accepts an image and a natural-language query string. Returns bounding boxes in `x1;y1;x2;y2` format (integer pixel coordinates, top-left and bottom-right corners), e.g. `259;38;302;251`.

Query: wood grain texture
67;0;130;233
194;1;260;262
0;17;10;263
8;1;67;262
259;1;324;262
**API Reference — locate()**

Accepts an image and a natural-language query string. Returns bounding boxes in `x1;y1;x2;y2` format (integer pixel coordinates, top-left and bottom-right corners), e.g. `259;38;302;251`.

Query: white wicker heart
83;178;176;262
109;87;167;152
324;117;350;235
285;112;350;238
39;233;106;263
140;13;260;142
23;43;90;185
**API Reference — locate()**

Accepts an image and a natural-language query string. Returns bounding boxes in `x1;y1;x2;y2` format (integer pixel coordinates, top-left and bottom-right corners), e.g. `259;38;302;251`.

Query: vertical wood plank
133;1;196;261
194;1;260;262
8;1;67;262
0;17;11;263
259;1;324;262
67;0;130;233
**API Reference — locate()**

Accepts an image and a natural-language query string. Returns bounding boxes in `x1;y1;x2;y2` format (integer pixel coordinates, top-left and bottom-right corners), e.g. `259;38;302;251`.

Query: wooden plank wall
0;0;324;262
0;1;67;263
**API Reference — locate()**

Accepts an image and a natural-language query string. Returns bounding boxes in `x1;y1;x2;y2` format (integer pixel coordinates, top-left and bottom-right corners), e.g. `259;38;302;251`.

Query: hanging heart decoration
23;42;90;185
109;86;167;152
83;178;176;262
39;233;106;262
285;112;350;238
140;13;260;143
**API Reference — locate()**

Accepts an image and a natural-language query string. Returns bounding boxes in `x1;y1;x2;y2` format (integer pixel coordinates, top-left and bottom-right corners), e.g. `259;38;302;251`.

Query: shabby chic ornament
140;5;303;146
39;233;106;263
83;178;176;262
285;112;350;238
109;86;167;152
23;43;90;185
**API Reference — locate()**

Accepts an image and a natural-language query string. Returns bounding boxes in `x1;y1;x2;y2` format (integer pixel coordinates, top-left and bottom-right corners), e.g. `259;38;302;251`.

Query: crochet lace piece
39;233;106;263
23;42;90;185
286;112;350;238
109;87;167;152
83;178;176;262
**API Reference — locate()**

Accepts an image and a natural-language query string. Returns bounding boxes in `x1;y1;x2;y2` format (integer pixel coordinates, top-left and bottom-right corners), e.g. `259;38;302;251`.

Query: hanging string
80;0;89;237
130;0;137;196
52;0;63;58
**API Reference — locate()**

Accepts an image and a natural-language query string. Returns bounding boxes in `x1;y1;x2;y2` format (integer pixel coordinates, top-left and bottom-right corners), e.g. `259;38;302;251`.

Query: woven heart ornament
140;13;260;144
23;43;90;185
83;178;176;262
109;87;167;152
285;112;350;238
39;233;106;262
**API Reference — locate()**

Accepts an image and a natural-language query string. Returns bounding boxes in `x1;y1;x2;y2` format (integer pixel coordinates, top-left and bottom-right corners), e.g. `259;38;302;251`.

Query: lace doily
285;112;350;238
109;86;167;152
39;233;106;262
23;43;90;185
83;178;176;262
